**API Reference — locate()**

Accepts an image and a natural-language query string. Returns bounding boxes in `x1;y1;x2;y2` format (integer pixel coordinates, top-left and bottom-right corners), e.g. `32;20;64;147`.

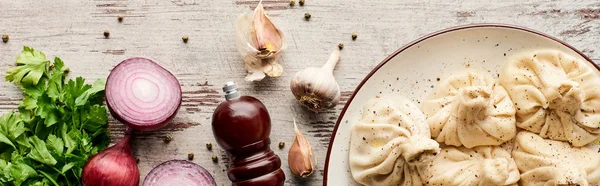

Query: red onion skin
105;57;182;132
82;133;139;186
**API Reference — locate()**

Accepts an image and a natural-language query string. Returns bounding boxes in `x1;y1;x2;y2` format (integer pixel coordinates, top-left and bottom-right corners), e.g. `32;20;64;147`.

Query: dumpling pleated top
418;145;520;186
499;50;600;146
512;131;600;185
422;70;517;148
349;96;440;186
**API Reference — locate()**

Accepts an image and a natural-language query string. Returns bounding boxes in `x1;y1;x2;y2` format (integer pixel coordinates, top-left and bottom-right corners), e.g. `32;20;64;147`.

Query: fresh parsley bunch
0;46;109;186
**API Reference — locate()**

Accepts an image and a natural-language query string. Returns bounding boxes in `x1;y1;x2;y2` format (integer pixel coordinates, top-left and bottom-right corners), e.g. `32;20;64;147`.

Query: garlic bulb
288;119;316;178
235;1;285;82
290;50;341;112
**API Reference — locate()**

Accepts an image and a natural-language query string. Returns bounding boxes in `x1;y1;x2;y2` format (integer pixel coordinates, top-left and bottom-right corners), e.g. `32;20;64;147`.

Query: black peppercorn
278;142;285;149
211;155;218;163
2;35;8;43
103;30;110;38
163;135;173;143
188;153;194;160
352;33;357;40
182;36;189;43
338;43;344;50
206;142;212;150
304;13;311;20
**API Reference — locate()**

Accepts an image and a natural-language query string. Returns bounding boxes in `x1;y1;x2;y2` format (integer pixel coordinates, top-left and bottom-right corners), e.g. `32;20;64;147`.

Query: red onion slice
142;160;217;186
106;57;182;131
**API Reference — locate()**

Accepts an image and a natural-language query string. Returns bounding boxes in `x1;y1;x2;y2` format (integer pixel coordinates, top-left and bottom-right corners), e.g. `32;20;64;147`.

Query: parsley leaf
27;136;57;166
60;162;76;174
61;124;77;155
0;112;24;150
35;94;60;127
5;46;50;85
9;162;37;186
75;79;105;107
62;77;91;110
46;57;66;101
0;133;15;150
46;135;64;156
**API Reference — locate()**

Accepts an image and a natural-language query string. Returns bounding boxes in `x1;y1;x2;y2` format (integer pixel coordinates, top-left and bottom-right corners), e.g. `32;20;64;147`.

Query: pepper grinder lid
223;81;240;100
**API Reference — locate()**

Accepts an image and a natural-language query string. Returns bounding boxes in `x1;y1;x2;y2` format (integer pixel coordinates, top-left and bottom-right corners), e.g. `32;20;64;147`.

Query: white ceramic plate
323;24;600;185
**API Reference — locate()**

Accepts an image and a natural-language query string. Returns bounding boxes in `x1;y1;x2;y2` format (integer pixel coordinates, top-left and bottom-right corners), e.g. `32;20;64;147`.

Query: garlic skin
288;119;316;178
290;50;341;112
235;1;285;82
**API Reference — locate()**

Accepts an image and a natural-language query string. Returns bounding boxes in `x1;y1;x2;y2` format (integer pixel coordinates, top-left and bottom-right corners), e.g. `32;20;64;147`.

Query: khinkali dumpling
418;145;520;186
499;50;600;146
422;70;517;148
512;131;600;185
350;96;440;186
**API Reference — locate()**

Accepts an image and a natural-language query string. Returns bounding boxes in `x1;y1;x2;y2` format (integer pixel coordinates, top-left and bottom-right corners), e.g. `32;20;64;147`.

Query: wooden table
1;0;598;185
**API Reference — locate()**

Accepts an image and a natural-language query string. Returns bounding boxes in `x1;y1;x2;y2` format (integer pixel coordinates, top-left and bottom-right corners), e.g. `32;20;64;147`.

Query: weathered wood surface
1;0;599;185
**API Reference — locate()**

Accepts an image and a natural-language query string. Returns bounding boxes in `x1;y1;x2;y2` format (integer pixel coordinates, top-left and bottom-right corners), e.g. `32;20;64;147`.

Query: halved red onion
142;160;217;186
106;57;182;131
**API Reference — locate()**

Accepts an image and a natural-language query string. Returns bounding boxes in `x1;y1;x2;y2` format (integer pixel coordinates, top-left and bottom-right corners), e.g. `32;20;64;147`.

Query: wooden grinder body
212;96;285;186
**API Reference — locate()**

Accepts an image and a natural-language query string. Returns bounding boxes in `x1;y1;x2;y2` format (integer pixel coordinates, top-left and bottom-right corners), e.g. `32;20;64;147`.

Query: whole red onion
82;131;139;186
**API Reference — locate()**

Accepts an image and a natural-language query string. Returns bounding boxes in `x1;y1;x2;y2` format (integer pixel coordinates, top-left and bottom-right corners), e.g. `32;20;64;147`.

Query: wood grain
0;0;599;185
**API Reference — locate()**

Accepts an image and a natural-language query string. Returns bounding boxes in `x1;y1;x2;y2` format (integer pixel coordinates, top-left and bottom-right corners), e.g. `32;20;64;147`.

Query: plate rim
322;23;599;185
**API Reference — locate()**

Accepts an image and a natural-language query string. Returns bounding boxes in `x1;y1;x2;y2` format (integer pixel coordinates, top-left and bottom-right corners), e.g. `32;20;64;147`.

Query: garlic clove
252;3;283;55
288;118;316;178
290;50;341;112
236;1;286;81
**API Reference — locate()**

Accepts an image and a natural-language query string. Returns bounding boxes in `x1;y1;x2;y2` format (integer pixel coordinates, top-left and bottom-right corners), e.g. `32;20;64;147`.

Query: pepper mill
211;81;285;186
